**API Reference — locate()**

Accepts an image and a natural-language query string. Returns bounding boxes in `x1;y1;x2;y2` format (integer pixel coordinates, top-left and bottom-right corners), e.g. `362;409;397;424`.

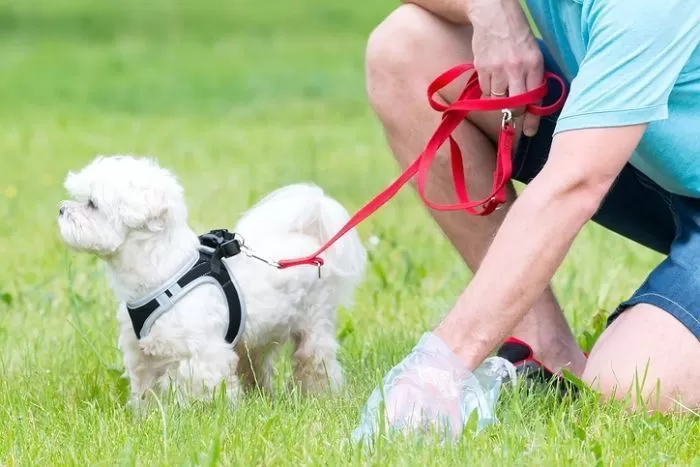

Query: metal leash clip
309;259;323;279
233;234;281;269
234;233;323;279
491;196;505;212
501;108;514;130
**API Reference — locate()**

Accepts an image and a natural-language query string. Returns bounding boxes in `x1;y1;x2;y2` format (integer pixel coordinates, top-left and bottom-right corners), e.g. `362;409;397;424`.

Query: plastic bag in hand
352;332;516;444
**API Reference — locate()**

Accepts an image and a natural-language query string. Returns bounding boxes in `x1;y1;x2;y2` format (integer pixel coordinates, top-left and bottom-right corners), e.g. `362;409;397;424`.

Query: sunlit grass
0;0;697;464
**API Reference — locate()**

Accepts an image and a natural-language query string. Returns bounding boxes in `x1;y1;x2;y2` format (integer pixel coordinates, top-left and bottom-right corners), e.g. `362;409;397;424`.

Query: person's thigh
366;4;505;143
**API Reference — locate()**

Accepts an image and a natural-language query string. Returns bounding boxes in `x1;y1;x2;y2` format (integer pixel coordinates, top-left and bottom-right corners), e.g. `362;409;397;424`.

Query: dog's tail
237;183;367;283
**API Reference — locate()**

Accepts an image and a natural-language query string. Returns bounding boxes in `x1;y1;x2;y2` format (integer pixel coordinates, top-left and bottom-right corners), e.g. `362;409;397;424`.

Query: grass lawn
0;0;698;464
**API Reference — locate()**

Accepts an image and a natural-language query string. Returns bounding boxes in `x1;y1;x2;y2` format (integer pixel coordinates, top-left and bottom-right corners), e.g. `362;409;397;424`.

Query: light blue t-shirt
524;0;700;197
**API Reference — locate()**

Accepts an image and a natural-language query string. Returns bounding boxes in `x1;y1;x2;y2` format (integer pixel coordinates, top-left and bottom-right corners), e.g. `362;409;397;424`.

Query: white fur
58;155;366;408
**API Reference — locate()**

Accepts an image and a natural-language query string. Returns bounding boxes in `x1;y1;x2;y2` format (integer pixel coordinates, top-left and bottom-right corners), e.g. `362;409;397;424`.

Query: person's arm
434;0;699;368
434;124;645;367
353;0;697;441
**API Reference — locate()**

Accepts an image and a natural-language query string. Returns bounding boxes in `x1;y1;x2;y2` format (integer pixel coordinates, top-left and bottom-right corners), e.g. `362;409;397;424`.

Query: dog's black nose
59;206;65;216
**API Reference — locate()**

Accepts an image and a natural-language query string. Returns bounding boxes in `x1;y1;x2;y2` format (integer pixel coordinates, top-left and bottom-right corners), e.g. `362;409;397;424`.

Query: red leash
276;64;567;270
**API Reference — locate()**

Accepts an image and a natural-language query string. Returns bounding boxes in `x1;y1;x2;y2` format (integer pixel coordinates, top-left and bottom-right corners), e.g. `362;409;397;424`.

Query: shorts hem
610;293;700;341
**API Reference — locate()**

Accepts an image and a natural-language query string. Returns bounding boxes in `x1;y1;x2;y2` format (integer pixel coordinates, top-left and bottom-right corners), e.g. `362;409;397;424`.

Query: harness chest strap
126;230;246;345
275;64;567;270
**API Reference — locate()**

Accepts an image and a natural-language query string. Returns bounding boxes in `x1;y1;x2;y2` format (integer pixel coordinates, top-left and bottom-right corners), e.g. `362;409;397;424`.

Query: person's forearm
433;126;646;370
402;0;523;25
434;170;605;368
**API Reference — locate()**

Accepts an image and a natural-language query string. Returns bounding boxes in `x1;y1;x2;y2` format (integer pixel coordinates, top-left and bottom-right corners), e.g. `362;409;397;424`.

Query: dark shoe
497;337;579;397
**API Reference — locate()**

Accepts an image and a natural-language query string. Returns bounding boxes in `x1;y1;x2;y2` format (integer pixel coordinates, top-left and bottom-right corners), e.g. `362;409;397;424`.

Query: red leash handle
277;65;567;269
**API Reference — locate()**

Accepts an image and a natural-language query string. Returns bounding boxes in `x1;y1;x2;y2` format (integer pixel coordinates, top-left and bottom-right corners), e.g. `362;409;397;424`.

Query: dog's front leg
118;319;160;412
154;348;242;406
122;352;165;413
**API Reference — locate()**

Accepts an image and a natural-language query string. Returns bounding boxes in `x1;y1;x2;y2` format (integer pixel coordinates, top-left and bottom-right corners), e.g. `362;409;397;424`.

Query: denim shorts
512;41;700;340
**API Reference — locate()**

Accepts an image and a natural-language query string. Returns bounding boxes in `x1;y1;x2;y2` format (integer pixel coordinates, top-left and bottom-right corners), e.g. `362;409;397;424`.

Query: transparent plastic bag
352;332;516;445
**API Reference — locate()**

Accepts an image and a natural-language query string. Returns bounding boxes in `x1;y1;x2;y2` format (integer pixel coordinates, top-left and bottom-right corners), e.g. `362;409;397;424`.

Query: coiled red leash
276;64;567;270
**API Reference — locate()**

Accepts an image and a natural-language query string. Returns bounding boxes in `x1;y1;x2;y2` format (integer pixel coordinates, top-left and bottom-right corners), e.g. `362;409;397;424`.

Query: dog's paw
292;358;345;397
125;393;151;419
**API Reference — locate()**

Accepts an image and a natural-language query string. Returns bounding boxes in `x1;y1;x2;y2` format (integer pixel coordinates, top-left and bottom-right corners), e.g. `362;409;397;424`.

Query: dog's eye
87;199;97;210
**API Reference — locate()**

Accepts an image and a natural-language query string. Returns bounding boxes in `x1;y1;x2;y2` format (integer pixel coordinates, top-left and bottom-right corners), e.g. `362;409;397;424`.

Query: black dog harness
126;229;247;345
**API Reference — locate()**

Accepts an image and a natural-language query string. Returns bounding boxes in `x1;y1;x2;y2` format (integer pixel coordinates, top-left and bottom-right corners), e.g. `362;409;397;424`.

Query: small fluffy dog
58;155;366;407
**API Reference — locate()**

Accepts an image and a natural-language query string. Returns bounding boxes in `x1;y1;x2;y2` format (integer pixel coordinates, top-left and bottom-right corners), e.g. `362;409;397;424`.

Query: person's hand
352;333;517;444
467;0;545;137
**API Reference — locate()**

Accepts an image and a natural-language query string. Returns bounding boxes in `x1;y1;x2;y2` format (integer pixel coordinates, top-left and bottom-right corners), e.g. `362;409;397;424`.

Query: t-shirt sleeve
554;0;700;134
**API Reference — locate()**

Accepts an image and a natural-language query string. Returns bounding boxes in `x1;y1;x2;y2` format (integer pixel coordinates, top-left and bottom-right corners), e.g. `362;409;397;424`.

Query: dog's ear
63;170;85;199
119;170;187;232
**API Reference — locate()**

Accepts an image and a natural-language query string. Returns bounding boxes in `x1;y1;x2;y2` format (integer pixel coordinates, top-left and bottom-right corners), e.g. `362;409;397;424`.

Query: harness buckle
221;239;241;258
200;229;242;258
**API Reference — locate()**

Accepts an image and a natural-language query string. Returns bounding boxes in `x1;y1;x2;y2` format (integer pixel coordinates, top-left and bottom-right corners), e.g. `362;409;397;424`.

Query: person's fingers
505;68;527;127
489;70;508;98
523;51;545;136
477;69;491;98
523;105;541;137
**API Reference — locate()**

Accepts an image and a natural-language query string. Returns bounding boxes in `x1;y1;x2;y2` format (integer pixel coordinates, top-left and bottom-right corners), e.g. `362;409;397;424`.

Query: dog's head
58;155;188;257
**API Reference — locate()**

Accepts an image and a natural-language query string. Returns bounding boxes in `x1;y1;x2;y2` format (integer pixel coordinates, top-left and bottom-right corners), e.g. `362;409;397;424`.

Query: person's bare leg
582;304;700;412
365;4;586;374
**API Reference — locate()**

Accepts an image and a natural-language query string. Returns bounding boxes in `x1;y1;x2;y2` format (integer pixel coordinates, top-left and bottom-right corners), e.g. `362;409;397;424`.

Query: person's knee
365;4;435;112
581;355;683;413
581;305;700;412
581;354;641;407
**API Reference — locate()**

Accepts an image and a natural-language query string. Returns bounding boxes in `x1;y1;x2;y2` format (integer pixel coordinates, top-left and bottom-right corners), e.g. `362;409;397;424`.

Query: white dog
58;155;366;408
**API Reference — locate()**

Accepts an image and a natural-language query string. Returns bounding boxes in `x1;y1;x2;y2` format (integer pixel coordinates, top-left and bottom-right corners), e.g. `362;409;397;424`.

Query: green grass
0;0;698;465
